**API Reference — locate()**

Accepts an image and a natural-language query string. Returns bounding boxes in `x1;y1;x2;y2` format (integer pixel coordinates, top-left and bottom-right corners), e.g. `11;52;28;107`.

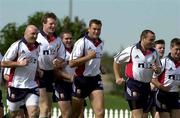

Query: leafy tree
0;11;86;54
27;12;45;29
0;23;20;53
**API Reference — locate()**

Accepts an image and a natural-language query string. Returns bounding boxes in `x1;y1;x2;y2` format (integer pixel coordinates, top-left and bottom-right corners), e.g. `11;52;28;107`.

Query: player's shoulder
122;44;136;52
9;40;22;48
74;37;86;45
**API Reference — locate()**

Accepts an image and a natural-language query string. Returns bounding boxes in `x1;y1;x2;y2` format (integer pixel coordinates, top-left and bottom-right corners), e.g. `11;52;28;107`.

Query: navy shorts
53;80;72;101
72;74;103;98
7;87;39;102
144;90;157;113
125;79;151;111
156;90;180;112
38;70;55;92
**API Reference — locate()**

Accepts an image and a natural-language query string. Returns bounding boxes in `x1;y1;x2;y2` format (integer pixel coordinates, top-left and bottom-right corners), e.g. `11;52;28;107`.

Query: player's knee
62;110;72;118
72;111;81;118
28;108;39;118
29;111;39;118
10;111;18;118
47;111;51;118
95;108;104;117
61;113;71;118
40;103;49;110
39;106;49;117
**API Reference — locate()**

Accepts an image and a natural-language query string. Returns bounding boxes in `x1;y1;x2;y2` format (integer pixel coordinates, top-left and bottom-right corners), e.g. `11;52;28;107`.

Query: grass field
83;93;129;110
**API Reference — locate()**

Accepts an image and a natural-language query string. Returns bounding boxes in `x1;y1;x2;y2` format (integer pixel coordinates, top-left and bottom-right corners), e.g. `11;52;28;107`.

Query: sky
0;0;180;55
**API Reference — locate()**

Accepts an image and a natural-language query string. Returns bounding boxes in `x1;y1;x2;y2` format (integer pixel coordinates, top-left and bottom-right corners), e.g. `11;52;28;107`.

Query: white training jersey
114;42;161;83
153;54;180;92
69;36;104;76
37;31;65;70
65;50;75;75
2;39;39;88
0;52;3;83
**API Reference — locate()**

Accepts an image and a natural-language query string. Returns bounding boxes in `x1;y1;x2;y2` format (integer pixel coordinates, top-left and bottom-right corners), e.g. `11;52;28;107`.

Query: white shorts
7;93;39;111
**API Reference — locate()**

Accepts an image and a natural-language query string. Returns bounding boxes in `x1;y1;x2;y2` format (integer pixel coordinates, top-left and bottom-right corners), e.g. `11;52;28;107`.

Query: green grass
85;93;129;110
104;94;129;109
52;93;129;110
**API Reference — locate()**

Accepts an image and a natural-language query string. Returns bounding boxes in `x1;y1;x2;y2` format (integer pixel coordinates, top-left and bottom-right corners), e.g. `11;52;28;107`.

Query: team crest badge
60;93;64;99
11;93;15;100
132;91;138;97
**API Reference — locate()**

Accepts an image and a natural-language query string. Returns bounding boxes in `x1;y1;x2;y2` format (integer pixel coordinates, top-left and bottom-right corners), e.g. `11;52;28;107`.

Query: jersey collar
22;38;39;51
65;47;73;53
84;32;102;47
40;30;57;42
167;53;180;65
136;41;155;55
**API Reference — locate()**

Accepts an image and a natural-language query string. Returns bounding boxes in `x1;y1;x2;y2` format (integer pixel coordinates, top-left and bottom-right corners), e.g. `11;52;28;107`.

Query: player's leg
39;70;54;118
89;90;104;118
78;100;87;118
55;81;72;118
89;75;104;118
171;109;180;118
26;93;39;118
71;97;84;118
58;101;71;118
7;100;24;118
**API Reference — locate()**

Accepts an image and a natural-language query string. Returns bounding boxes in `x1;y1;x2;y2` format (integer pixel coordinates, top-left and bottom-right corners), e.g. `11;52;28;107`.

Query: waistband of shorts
75;74;100;78
40;69;53;72
127;78;150;84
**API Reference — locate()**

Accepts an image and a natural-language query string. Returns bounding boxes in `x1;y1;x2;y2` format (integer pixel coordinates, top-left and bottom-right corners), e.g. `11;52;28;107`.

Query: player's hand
37;69;44;78
152;62;161;74
70;75;74;82
19;58;29;66
53;58;64;68
116;77;125;85
87;49;96;59
159;85;171;92
35;69;44;80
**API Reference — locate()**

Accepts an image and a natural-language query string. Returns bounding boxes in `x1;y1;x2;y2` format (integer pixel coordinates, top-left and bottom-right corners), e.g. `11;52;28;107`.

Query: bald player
1;25;40;118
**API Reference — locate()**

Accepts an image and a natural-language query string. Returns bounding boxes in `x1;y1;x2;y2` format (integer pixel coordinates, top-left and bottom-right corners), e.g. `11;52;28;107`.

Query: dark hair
140;29;155;41
154;39;165;47
42;12;57;24
89;19;102;27
60;31;72;39
170;38;180;48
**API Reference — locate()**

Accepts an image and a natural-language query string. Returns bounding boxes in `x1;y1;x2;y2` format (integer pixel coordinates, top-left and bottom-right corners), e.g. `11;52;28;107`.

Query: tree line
0;11;114;73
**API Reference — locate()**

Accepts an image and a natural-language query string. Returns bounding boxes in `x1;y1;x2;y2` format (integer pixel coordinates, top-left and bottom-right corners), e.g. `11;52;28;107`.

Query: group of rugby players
0;12;104;118
0;12;180;118
114;30;180;118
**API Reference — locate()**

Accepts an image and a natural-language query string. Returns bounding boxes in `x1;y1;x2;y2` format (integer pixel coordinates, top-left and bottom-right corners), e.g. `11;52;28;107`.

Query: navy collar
40;30;57;38
84;32;102;43
167;53;179;62
136;41;155;52
66;47;73;53
21;38;39;50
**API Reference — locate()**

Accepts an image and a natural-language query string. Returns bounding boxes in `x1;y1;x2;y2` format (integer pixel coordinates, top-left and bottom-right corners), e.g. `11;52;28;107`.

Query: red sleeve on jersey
158;70;165;84
75;64;85;76
125;60;133;79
